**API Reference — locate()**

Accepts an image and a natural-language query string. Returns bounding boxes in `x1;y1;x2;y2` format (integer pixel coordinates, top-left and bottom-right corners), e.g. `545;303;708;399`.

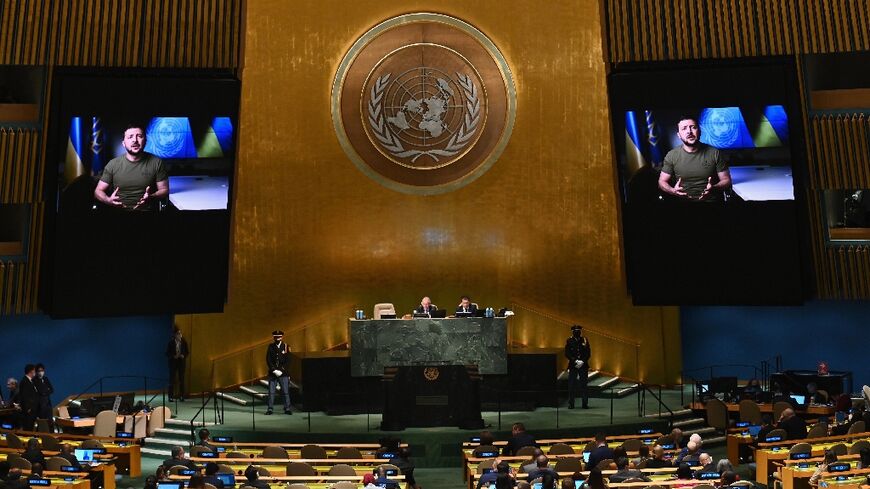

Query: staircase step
591;376;620;389
673;417;706;428
691;426;718;436
615;383;640;397
587;370;601;380
145;437;192;448
155;427;192;437
217;392;254;406
703;435;727;446
141;447;172;458
258;379;301;391
165;418;215;427
644;408;694;419
239;386;268;398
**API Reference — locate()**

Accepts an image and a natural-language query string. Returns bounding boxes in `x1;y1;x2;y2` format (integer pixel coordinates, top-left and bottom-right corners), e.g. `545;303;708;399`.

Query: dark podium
381;364;484;431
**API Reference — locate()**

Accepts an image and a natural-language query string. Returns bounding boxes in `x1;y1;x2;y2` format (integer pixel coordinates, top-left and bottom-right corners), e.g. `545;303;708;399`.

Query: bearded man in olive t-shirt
94;124;169;211
657;116;732;202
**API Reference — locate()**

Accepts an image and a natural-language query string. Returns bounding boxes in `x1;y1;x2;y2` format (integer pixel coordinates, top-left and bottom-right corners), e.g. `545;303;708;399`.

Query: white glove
575;360;584;368
272;369;282;377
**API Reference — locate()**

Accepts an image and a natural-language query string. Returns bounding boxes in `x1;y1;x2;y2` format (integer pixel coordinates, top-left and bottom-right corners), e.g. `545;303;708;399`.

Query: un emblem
423;367;440;381
332;13;516;194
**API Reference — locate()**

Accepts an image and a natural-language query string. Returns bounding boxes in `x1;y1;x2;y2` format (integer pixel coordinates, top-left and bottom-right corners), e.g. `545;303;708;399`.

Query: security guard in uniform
565;324;591;409
265;330;292;415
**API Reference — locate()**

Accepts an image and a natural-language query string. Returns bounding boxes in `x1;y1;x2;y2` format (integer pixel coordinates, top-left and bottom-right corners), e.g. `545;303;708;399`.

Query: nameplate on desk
765;435;783;442
199;451;217;458
216;447;226;453
180;469;197;476
638;428;653;434
1;423;12;430
477;451;498;458
735;421;750;428
698;472;720;480
379;452;396;459
469;436;481;443
92;448;107;455
828;463;850;472
28;478;51;486
643;439;655;444
213;436;233;443
661;443;675;449
791;452;812;459
798;463;810;469
64;477;76;482
61;466;79;473
115;431;133;438
385;469;398;476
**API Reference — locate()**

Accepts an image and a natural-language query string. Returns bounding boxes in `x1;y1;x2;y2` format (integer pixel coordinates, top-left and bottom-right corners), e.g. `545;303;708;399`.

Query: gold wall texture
178;0;682;392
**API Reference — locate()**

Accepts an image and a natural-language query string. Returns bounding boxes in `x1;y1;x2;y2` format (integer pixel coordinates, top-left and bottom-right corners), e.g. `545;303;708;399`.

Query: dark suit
18;376;39;431
565;335;591;408
502;431;537;456
243;480;270;489
455;304;478;314
22;449;45;466
779;415;808;440
161;457;196;471
694;463;717;478
165;337;189;399
587;445;614;471
645;458;672;469
34;376;54;421
609;469;649;483
414;304;438;315
60;453;82;470
527;467;559;482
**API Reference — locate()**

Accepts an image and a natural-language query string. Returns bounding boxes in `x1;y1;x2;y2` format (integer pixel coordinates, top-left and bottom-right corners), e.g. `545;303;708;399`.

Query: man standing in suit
165;328;189;402
455;296;478;314
587;432;615;470
414;297;437;316
34;364;54;426
266;330;292;415
18;365;39;431
565;324;591;409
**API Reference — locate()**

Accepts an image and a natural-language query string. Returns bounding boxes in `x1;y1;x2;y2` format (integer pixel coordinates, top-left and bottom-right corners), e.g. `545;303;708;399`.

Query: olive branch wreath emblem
367;72;480;163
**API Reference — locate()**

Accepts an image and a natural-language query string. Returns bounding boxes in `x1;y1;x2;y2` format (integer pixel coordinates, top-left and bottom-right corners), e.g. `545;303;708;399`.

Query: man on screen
94;123;169;211
657;115;731;202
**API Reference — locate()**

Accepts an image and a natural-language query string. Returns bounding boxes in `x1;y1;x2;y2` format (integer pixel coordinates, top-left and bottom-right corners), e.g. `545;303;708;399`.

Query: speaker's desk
349;317;507;377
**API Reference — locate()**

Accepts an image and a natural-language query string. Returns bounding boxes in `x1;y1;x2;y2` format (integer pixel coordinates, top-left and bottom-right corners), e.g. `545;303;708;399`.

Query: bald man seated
778;408;808;440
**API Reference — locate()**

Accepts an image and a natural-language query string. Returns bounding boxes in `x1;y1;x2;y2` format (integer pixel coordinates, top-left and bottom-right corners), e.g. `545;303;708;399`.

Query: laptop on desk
455;311;473;318
380;313;397;319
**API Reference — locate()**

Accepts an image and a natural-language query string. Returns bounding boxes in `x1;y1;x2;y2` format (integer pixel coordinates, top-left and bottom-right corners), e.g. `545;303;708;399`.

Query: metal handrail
66;375;170;409
637;383;676;429
188;391;224;443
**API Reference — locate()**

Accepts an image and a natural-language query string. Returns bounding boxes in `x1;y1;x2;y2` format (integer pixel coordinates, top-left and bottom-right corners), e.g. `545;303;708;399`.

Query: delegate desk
170;474;405;489
755;432;870;484
349;317;507;377
778;455;861;489
0;451;115;489
190;457;388;476
690;402;837;417
210;441;406;459
0;432;141;477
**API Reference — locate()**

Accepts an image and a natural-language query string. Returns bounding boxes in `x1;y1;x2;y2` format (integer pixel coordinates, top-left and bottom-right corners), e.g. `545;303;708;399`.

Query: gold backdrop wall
178;0;682;392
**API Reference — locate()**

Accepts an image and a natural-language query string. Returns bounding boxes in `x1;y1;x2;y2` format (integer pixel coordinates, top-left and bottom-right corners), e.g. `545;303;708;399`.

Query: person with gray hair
716;459;734;474
694;453;715;477
675;440;700;465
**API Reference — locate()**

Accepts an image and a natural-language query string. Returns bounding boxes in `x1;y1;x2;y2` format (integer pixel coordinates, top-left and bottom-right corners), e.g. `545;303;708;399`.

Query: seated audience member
497;473;516;489
743;379;762;400
162;446;196;471
196;428;217;452
29;463;44;478
720;471;740;488
675;440;700;465
756;415;775;443
243;465;270;489
362;473;379;489
202;462;225;489
155;466;168;481
631;445;651;467
504;423;537;456
59;444;82;470
809;450;838;487
611;447;629;467
674;463;694;480
694;453;716;477
527;455;559;482
22;438;45;465
144;475;159;489
561;478;576;489
2;465;28;489
374;466;400;489
376;436;402;458
645;445;672;469
608;457;649;483
540;473;557;489
522;448;546;474
587;432;614;470
187;475;205;489
778;408;808;440
580;468;606;489
479;430;496;447
716;458;734;475
389;447;418;489
858;448;870;469
478;460;513;489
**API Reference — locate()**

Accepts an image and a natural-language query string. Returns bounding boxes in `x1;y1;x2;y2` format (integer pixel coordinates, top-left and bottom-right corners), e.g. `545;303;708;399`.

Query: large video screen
620;105;793;204
41;70;240;317
610;60;810;305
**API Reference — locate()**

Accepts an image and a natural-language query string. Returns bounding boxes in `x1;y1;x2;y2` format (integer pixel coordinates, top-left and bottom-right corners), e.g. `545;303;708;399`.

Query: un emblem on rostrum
332;13;516;194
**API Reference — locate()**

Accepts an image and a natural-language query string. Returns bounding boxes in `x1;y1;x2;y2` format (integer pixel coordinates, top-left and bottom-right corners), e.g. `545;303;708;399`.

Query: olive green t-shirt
99;153;167;210
661;144;728;202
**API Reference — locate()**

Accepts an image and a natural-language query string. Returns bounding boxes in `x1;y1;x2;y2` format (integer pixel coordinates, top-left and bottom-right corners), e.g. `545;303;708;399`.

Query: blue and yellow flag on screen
64;117;86;186
624;111;647;179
